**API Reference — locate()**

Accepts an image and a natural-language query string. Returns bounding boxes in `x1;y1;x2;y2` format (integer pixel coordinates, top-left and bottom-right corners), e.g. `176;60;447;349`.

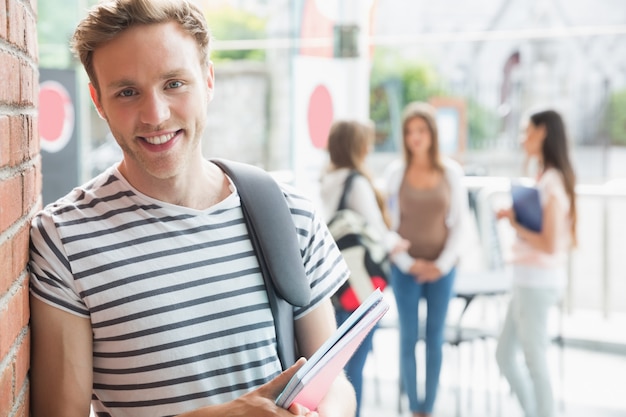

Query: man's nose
140;91;170;125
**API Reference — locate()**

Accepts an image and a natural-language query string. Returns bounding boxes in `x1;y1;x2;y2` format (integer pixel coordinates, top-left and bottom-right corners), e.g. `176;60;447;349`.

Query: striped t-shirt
29;164;349;417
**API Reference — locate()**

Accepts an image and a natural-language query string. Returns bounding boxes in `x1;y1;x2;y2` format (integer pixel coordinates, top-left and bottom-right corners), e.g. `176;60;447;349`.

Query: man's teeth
144;132;176;145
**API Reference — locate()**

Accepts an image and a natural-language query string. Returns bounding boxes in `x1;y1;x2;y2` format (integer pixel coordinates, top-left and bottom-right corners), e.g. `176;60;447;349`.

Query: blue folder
511;183;542;232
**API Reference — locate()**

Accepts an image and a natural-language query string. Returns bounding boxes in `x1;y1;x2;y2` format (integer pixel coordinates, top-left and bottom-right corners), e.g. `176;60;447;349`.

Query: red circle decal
307;84;334;149
38;81;75;153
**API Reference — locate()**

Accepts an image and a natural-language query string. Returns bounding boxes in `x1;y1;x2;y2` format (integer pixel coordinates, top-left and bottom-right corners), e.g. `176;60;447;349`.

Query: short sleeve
539;169;569;214
29;210;90;317
279;184;349;320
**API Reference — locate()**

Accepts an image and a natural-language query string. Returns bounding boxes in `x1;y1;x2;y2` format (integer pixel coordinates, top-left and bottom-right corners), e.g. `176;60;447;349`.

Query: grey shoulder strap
211;158;311;369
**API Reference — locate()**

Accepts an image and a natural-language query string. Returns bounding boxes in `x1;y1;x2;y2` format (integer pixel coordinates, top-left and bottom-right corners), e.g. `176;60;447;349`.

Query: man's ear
206;61;215;101
89;83;107;120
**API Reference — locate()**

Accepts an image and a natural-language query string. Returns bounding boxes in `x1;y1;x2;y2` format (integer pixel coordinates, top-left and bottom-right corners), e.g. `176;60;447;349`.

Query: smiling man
28;1;355;417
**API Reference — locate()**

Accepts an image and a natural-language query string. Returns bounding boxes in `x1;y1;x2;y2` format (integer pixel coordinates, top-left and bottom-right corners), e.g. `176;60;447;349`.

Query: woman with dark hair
495;109;577;417
383;102;469;417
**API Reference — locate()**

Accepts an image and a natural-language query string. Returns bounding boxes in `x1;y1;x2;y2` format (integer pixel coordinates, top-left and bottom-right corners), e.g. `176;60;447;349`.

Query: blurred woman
383;102;468;417
495;109;577;417
319;119;407;417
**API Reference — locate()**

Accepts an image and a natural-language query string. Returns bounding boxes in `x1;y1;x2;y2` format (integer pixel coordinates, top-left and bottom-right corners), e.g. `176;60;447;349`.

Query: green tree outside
205;6;267;62
607;90;626;146
369;48;496;152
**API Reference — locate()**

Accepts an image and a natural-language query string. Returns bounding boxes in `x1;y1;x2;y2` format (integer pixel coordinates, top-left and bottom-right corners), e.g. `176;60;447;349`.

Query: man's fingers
261;357;307;401
289;402;321;417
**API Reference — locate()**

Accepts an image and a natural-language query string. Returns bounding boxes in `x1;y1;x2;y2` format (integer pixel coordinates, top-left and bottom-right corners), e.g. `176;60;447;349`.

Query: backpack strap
337;170;359;211
211;158;311;369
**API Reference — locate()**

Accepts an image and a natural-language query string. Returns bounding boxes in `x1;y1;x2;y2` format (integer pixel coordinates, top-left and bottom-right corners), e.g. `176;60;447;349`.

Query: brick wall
1;1;40;416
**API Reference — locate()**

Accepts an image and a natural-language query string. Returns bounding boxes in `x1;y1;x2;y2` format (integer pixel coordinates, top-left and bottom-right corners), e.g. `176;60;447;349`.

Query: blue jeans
391;264;456;414
335;307;376;417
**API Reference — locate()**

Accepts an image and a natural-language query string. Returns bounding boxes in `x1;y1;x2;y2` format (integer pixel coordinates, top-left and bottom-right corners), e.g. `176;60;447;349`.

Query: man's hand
181;358;318;417
230;358;318;416
294;299;356;417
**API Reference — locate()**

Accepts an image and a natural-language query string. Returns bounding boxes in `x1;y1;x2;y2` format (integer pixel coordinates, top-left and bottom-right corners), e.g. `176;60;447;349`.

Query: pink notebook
275;288;389;410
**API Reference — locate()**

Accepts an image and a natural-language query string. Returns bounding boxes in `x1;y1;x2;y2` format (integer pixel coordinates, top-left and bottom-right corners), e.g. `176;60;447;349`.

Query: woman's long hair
531;110;577;246
327;120;391;228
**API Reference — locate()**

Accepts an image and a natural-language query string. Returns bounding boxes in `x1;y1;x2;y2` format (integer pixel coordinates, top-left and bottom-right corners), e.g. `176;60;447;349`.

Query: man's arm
30;295;94;417
294;299;357;417
30;294;318;417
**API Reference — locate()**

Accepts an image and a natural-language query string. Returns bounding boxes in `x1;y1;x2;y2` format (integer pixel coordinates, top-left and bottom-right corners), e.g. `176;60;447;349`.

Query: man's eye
118;89;135;97
167;81;183;89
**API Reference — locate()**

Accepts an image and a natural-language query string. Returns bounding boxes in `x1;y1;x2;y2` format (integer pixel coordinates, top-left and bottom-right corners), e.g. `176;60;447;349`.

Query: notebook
511;182;542;232
275;288;389;411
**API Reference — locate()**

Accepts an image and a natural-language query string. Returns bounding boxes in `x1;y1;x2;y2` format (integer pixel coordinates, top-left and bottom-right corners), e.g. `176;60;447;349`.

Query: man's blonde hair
71;0;211;93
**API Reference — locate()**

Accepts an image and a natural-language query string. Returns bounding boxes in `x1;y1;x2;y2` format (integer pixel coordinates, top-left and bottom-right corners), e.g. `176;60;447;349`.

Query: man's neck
118;159;230;209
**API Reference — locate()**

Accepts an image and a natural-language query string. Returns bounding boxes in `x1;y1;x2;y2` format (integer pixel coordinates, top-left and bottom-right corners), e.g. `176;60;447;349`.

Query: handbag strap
337;170;360;211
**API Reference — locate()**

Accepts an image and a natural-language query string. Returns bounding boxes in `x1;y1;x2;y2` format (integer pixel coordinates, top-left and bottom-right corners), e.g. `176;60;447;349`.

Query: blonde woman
383;102;468;417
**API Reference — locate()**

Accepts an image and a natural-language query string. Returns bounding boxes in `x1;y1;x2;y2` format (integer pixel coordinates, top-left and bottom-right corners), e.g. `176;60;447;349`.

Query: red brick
0;238;11;295
20;62;35;106
15;398;29;417
7;1;26;50
24;10;37;60
23;165;38;213
2;0;39;411
9;116;28;165
15;304;30;392
0;363;12;416
0;305;11;360
0;283;28;361
0;55;20;106
29;114;40;159
19;281;29;326
0;174;22;231
0;0;6;39
0;116;9;167
33;158;42;205
12;224;30;281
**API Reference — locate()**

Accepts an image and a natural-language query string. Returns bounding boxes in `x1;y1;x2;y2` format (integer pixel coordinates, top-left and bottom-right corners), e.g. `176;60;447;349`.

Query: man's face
90;21;214;182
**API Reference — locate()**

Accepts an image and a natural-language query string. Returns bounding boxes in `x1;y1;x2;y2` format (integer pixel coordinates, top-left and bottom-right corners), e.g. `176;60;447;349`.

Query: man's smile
140;130;181;145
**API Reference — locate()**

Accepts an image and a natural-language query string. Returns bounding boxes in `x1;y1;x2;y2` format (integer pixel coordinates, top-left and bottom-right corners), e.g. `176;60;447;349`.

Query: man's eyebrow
104;70;190;91
105;79;135;90
162;69;189;79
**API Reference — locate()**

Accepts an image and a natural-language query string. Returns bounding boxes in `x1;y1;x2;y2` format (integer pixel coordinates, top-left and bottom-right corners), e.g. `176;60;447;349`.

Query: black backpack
327;171;390;312
211;159;311;370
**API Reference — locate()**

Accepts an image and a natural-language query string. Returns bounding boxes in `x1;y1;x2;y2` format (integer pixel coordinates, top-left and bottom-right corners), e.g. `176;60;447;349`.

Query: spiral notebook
511;182;543;232
275;288;389;411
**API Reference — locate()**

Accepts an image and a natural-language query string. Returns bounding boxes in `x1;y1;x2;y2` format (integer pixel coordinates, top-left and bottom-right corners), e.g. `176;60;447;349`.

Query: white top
510;168;572;288
29;164;348;417
319;168;402;251
381;157;469;275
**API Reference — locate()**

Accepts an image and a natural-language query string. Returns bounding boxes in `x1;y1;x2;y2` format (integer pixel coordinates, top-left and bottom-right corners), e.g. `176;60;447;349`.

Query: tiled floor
360;309;626;417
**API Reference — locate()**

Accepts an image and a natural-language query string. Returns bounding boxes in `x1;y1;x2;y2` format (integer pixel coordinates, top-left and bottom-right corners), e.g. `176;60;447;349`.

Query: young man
28;1;356;416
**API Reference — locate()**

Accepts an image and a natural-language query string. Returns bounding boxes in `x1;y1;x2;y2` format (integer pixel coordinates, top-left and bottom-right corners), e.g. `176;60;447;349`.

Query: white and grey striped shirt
29;164;348;417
